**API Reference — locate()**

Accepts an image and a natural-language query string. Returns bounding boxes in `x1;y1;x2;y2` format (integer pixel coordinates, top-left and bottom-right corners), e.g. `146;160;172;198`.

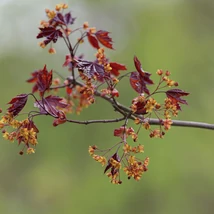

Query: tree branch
50;80;214;130
66;117;125;125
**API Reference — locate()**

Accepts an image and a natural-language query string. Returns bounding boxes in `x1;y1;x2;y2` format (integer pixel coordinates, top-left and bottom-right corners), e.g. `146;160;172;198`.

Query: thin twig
49;80;214;130
66;117;125;125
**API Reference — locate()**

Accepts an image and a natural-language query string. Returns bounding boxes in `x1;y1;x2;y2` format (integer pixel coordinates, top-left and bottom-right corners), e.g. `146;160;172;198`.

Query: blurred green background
0;0;214;213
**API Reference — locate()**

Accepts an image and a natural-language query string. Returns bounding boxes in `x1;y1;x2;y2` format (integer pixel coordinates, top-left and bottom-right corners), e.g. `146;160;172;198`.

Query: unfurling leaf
7;94;28;116
34;95;68;117
53;111;67;127
130;71;153;95
95;30;113;49
104;152;120;174
76;59;106;80
166;89;189;110
109;62;127;76
134;56;144;77
51;12;76;26
87;32;100;49
27;65;53;96
63;12;76;25
130;56;154;95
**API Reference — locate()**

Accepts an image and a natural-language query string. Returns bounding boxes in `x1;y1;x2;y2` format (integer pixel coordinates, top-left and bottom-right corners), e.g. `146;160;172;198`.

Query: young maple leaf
166;89;189;110
95;30;113;49
7;94;28;116
130;56;154;95
134;55;144;77
34;95;68;117
104;152;120;174
133;100;147;114
76;59;106;80
26;70;39;93
51;12;76;26
37;26;63;45
27;65;52;96
87;32;100;49
109;62;127;76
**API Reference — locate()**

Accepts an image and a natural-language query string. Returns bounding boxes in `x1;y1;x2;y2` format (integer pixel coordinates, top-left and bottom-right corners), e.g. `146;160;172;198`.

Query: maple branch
66;117;125;125
50;80;214;130
72;80;214;130
94;89;214;130
149;119;214;130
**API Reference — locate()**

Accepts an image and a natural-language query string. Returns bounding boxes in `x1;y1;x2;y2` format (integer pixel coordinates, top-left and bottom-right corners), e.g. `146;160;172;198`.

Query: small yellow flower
39;42;46;48
62;3;68;9
88;145;96;156
0;122;4;129
27;148;35;154
156;69;163;75
137;144;144;153
77;38;84;44
48;48;56;54
123;143;132;154
3;132;9;140
40;20;49;28
134;118;141;125
83;22;89;29
145;98;157;113
55;4;63;11
89;27;96;34
112;77;119;84
47;10;56;19
110;158;121;169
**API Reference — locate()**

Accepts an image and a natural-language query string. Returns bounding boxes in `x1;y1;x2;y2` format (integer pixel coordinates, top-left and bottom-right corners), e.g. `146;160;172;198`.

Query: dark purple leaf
7;94;28;116
64;12;76;25
76;59;106;79
34;95;68;117
37;27;63;43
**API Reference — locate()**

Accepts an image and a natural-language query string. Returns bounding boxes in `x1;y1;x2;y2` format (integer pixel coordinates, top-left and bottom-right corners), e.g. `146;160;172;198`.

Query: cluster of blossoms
0;3;189;184
88;131;149;184
0;112;38;155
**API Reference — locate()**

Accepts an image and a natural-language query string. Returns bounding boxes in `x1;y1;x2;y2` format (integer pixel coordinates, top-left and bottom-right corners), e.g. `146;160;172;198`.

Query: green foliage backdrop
0;0;214;213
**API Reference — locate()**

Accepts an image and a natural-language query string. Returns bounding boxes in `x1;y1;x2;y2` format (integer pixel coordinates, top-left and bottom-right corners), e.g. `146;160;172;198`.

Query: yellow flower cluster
123;143;144;154
164;98;178;117
96;48;112;73
88;146;106;166
124;156;149;181
0;113;38;154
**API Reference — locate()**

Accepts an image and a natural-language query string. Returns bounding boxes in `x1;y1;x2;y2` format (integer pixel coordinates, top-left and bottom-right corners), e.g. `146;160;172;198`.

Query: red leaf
50;12;76;26
114;127;125;138
63;12;76;25
130;71;153;95
26;70;38;83
37;26;63;44
27;65;53;96
109;62;127;76
51;13;65;25
95;30;113;49
76;59;107;80
134;56;144;77
7;94;28;116
53;111;67;127
87;32;100;49
34;95;68;117
28;120;39;133
133;101;147;115
166;89;189;110
130;56;154;95
111;88;119;97
104;152;120;174
66;86;72;95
